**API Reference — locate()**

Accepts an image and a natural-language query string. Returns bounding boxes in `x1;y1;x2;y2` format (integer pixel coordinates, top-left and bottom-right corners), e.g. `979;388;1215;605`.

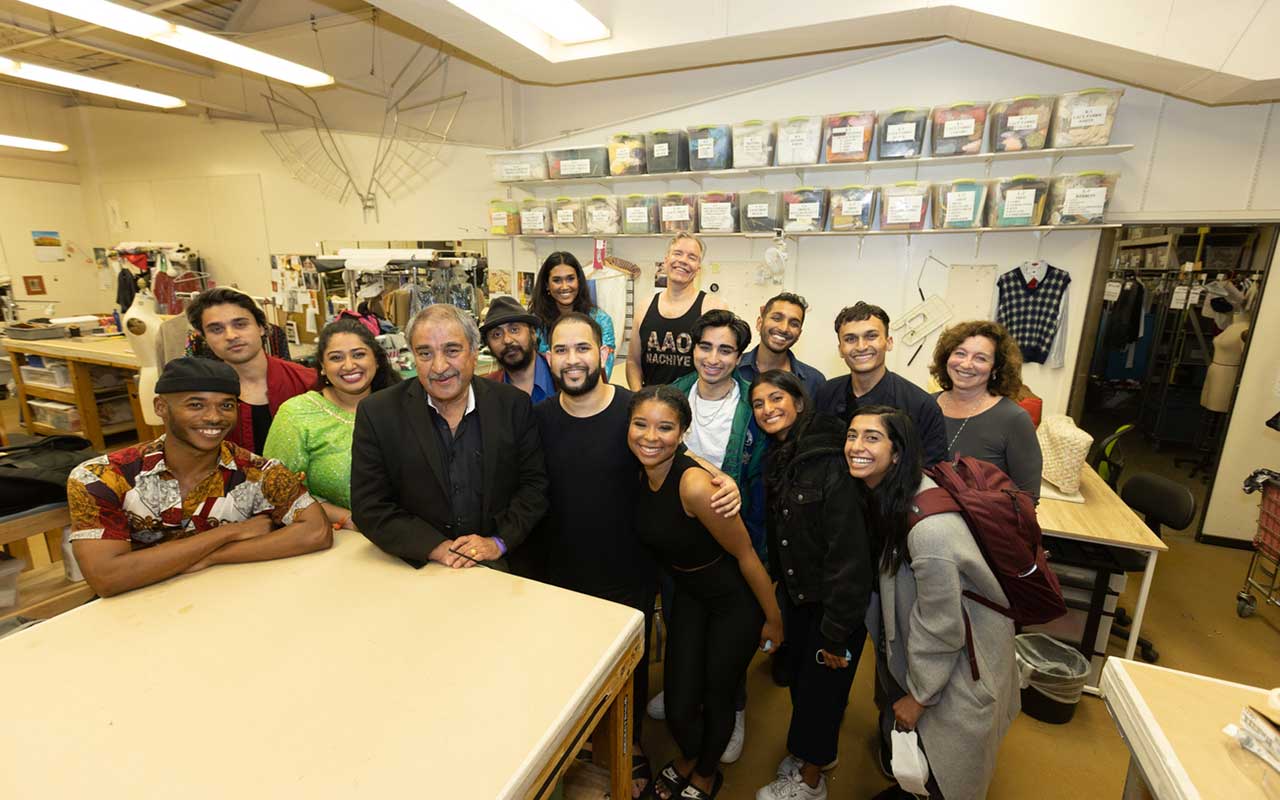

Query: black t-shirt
532;387;655;596
248;403;272;455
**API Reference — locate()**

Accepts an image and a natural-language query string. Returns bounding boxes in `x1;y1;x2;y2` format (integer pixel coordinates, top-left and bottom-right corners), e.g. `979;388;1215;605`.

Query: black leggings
665;557;763;778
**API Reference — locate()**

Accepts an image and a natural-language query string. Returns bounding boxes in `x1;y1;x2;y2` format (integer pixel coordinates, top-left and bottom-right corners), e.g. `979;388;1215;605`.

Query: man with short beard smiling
480;295;557;403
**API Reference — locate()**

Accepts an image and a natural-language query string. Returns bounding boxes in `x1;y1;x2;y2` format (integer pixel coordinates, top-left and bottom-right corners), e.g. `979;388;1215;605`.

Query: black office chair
1109;472;1197;662
1088;424;1135;490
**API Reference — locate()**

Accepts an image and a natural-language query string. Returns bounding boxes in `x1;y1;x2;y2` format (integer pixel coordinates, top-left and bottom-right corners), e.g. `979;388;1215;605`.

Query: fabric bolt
936;395;1042;498
814;371;948;467
638;291;706;386
736;347;827;402
67;436;315;547
225;356;313;454
994;263;1071;366
262;391;357;508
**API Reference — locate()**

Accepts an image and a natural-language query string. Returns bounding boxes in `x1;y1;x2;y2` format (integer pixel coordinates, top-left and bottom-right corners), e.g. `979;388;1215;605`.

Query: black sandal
632;753;654;798
677;771;723;799
652;760;686;800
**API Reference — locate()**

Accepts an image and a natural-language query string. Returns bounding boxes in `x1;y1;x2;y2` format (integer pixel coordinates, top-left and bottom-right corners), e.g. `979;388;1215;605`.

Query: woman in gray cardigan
847;406;1020;800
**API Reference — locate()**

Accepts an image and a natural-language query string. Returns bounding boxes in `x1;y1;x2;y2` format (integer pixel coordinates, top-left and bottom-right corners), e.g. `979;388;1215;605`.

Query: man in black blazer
351;303;548;569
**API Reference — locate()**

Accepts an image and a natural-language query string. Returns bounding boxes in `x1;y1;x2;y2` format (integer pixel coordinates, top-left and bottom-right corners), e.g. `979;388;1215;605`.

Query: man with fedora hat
480;295;558;403
67;357;332;598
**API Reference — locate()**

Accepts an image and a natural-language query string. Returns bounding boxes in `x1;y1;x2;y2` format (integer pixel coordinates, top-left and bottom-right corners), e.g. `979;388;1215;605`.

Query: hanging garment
993;262;1071;367
152;270;180;315
116;267;138;312
1103;280;1145;350
123;252;150;273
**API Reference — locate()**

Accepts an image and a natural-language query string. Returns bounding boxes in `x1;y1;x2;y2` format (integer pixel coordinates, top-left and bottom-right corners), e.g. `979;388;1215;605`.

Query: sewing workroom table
1101;658;1276;799
0;531;645;799
1037;468;1169;689
2;335;148;450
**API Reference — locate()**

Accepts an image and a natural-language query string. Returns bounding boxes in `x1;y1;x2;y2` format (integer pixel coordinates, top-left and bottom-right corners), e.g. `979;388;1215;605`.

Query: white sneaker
647;691;665;720
720;710;746;763
756;770;827;800
776;753;839;777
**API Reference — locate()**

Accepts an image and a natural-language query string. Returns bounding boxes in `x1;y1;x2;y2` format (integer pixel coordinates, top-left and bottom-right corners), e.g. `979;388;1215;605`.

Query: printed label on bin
740;136;764;157
787;132;811;149
1170;285;1189;310
614;147;631;162
1007;114;1040;132
696;138;715;159
747;203;771;219
556;208;578;224
1062;187;1108;217
662;204;691;222
1188;286;1204;304
1002;189;1036;219
841;195;870;215
520;210;546;229
700;202;733;229
491;212;508;226
885;122;917;143
944;191;975;224
1103;280;1122;302
653;142;670;158
789;201;820;220
886;195;923;224
560;158;591;176
1070;105;1108;129
626;206;650;224
589;209;614;227
942;118;976;138
830;127;865;153
500;163;533;180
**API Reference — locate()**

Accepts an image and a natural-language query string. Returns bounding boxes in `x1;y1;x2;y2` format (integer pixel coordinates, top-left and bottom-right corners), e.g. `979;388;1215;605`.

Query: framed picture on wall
22;275;47;295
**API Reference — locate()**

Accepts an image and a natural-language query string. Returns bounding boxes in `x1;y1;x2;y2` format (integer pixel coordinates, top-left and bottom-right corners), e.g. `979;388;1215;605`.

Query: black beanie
155;357;241;396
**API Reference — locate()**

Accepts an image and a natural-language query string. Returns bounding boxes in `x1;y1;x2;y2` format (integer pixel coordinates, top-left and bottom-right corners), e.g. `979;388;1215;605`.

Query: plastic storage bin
585;195;621;235
487;151;548;182
659;192;696;233
608;133;647;176
739;190;782;233
933;179;989;229
989;95;1055;152
878;108;929;159
0;556;24;610
988;175;1049;227
687;125;733;170
647;130;689;173
546;146;610;179
553;197;586;235
1046;172;1118;225
621;194;659;234
826;185;878;231
731;120;775;168
1052;88;1123;148
98;396;132;426
775;116;823;166
697;192;738;233
519;198;554;235
19;360;71;388
931;102;989;156
881;182;931;231
488;199;520;235
28;398;81;431
822;111;876;163
781;188;827;233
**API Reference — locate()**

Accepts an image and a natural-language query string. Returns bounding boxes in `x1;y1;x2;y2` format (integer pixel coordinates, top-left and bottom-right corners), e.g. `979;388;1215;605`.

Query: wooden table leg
594;667;634;800
68;361;105;451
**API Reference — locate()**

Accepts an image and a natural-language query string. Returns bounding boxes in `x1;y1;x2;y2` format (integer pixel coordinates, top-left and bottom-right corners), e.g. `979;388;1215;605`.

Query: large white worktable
0;532;644;799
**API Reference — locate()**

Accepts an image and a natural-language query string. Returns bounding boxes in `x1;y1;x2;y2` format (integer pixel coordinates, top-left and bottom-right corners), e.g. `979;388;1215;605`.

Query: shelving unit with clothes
108;243;207;316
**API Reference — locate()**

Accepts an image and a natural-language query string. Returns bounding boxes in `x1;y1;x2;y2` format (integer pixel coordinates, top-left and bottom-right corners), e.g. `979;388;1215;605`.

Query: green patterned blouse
263;391;356;509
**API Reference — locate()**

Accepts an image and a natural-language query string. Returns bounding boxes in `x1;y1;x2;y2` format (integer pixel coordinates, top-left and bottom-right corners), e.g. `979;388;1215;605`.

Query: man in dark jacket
350;304;549;569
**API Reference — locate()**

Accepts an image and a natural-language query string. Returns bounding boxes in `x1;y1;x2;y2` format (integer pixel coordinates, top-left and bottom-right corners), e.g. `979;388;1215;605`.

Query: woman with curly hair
929;320;1042;497
529;251;616;375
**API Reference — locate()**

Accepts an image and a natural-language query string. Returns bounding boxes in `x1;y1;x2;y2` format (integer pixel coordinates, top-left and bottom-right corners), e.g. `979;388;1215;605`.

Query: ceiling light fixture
0;133;69;152
444;0;610;48
0;56;185;108
17;0;334;88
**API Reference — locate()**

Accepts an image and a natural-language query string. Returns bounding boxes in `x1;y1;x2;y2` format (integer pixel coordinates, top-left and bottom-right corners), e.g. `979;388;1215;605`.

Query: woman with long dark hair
847;406;1019;800
529;251;617;375
628;385;782;800
749;370;871;800
264;319;401;529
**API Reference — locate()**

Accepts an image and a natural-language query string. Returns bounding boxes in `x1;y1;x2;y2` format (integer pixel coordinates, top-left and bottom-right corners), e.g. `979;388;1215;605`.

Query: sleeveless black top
638;290;706;386
636;448;725;570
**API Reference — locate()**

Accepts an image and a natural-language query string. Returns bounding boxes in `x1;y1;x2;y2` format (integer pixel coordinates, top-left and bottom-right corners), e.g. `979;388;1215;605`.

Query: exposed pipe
0;0;206;54
0;18;214;79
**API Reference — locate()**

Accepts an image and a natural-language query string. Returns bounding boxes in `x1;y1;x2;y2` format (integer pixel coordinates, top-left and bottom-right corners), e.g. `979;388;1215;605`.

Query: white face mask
891;729;931;796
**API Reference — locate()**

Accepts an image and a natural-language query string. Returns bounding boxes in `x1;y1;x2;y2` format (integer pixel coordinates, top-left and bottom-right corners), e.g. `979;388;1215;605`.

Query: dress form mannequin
122;286;163;426
1201;312;1250;413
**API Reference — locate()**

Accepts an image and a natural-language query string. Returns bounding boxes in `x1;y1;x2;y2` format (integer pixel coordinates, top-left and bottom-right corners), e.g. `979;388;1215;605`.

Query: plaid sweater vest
996;264;1070;364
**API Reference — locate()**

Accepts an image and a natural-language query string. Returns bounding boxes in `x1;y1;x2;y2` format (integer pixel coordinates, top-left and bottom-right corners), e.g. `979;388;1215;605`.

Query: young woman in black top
750;370;872;800
628;385;783;800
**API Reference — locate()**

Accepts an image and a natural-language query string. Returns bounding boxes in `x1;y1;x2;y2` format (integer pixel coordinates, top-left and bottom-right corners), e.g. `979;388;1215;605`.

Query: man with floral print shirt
67;357;331;597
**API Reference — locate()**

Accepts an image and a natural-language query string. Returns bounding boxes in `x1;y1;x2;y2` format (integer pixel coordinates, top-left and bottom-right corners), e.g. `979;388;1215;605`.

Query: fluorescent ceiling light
0;133;68;152
0;56;184;108
444;0;610;48
18;0;334;88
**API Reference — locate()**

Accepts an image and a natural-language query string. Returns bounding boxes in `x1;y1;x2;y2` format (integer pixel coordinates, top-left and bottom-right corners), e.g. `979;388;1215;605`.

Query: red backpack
906;456;1067;678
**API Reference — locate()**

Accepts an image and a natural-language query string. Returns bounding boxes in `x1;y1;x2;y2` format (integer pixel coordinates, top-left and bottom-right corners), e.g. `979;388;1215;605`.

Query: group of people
66;232;1046;800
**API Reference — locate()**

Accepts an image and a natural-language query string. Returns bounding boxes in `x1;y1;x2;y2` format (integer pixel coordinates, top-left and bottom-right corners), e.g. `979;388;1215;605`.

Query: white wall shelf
502;145;1134;189
511;224;1120;240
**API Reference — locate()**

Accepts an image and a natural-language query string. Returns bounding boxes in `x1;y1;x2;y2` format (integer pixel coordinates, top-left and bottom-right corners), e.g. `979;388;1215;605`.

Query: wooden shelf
514;224;1120;241
1117;235;1177;249
29;421;135;439
503;144;1134;188
20;383;77;403
0;563;94;624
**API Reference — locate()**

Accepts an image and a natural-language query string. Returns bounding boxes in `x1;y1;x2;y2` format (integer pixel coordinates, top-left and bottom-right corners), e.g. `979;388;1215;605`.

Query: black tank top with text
638;290;706;386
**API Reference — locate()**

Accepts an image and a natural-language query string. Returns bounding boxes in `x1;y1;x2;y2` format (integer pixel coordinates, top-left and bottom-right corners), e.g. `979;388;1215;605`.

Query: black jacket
813;370;948;467
767;413;873;652
351;376;549;568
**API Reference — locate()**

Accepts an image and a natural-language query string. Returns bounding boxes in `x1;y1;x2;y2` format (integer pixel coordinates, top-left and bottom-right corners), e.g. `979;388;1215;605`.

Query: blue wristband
493;536;507;556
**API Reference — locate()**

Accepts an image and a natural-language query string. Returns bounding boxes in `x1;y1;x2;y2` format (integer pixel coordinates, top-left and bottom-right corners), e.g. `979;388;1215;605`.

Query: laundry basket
1015;633;1091;724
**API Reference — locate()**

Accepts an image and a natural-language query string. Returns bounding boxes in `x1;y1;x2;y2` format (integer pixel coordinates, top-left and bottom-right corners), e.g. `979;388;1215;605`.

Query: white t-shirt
684;381;739;470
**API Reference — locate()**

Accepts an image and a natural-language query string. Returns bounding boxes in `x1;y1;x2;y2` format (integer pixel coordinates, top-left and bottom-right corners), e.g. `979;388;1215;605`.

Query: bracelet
493;536;507;556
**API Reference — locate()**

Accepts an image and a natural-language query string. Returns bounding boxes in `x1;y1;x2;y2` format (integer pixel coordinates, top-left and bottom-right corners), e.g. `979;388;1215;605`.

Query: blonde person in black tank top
627;233;728;389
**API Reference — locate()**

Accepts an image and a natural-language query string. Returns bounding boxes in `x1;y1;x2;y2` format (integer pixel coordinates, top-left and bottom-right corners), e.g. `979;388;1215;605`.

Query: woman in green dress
264;319;400;529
